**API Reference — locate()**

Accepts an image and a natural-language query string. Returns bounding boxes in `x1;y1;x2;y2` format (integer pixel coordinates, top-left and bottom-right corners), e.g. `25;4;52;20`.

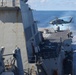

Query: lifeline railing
0;0;19;7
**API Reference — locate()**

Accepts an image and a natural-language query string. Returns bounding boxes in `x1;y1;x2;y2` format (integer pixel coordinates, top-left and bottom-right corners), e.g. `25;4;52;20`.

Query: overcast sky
27;0;76;10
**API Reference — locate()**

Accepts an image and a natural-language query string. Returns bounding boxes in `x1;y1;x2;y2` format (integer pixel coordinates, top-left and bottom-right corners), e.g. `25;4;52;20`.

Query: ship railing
0;0;20;7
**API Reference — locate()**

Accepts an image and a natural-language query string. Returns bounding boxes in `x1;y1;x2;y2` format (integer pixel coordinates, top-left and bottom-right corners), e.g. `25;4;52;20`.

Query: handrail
0;0;19;7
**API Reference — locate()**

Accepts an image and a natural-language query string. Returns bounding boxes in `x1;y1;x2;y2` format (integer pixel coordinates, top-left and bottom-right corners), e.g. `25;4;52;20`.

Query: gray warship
0;0;73;75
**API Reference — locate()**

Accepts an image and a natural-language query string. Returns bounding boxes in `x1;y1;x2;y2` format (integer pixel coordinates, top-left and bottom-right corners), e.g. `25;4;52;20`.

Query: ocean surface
33;11;76;42
33;11;76;75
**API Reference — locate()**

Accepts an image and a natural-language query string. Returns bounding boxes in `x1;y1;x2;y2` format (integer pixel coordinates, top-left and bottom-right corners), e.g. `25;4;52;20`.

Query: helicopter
50;17;73;26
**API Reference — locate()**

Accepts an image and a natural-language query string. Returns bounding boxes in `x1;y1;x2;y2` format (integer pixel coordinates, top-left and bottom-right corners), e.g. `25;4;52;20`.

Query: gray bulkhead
0;0;40;70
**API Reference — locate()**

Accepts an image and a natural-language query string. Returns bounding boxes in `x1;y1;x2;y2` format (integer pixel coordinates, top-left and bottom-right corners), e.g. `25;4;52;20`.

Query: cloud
40;0;46;2
28;0;47;4
57;0;76;5
27;0;76;10
27;0;34;3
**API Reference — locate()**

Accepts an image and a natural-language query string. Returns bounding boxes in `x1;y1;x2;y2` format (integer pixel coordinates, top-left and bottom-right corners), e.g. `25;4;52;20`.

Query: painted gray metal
14;47;24;75
45;30;71;42
0;0;40;71
0;7;28;69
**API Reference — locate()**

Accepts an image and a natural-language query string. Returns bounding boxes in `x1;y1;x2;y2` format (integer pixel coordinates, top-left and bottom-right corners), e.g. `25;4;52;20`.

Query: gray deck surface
44;30;70;42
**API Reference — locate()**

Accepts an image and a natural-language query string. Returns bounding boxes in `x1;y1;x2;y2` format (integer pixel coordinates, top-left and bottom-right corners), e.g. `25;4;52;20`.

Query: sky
27;0;76;10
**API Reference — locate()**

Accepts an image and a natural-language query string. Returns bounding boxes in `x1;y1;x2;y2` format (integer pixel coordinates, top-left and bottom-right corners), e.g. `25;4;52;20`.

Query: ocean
33;11;76;42
33;11;75;29
33;11;76;75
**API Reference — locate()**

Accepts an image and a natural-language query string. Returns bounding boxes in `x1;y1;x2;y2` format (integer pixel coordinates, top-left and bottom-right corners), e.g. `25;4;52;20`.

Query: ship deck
38;29;73;58
43;29;72;43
